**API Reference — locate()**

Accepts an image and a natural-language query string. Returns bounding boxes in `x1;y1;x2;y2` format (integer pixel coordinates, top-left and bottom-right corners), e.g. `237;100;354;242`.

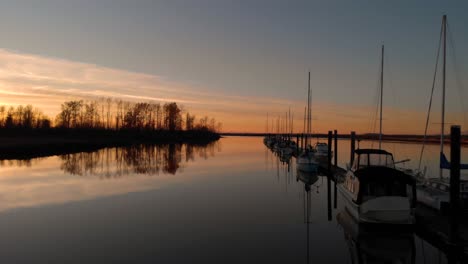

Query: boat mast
440;15;447;179
303;107;306;135
379;45;384;150
307;71;311;148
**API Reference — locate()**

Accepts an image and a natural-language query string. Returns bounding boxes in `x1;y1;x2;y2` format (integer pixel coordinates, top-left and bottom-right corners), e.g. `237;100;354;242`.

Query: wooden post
301;133;304;151
450;125;461;243
334;130;338;167
296;134;299;153
327;131;332;221
334;130;338;209
350;131;356;166
328;131;332;174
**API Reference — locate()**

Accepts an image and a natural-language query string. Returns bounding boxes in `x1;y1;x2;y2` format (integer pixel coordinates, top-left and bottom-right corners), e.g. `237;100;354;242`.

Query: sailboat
416;15;468;211
296;72;319;173
338;45;417;224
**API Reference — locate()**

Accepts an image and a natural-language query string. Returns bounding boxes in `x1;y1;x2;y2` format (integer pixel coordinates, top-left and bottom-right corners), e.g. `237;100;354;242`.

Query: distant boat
416;15;468;211
314;142;330;158
338;149;417;224
296;72;319;173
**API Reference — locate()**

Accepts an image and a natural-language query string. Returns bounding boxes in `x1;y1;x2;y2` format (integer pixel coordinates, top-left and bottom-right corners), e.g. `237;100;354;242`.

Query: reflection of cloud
0;138;260;213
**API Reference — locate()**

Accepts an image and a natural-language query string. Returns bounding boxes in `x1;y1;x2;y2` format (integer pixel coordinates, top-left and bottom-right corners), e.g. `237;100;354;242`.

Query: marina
265;124;468;261
1;2;468;262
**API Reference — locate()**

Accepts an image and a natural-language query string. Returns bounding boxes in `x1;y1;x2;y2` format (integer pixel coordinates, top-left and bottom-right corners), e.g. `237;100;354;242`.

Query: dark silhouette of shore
0;128;220;160
0;99;221;159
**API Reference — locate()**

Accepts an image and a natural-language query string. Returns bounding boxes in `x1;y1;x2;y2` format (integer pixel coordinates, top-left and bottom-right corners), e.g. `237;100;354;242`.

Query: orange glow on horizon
0;48;465;135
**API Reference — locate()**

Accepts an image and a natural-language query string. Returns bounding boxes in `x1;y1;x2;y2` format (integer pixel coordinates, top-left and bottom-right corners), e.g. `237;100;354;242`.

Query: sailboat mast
307;72;311;147
303;107;306;135
440;15;447;178
379;45;384;150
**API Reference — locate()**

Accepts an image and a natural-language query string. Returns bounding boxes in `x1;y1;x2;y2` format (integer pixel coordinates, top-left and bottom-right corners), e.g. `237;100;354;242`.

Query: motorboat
338;149;416;225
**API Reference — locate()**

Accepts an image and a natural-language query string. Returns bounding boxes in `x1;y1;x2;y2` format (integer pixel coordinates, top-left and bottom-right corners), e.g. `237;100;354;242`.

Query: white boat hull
416;187;448;211
338;184;414;225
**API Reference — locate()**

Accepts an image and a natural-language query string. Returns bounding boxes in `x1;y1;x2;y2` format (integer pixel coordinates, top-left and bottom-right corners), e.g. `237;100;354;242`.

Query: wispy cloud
0;48;463;134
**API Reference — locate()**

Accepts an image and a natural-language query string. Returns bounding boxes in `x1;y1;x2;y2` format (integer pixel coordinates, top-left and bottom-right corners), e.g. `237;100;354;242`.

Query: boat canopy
440;152;468;170
352;149;395;170
355;149;392;155
353;166;416;205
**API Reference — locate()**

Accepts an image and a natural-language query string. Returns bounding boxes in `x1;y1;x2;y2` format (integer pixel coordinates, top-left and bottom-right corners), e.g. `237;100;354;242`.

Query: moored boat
338;149;417;225
296;72;319;173
414;15;468;211
314;142;330;157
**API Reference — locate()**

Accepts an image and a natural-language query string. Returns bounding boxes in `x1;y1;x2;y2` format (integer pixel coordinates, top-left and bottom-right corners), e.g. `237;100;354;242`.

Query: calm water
0;136;466;263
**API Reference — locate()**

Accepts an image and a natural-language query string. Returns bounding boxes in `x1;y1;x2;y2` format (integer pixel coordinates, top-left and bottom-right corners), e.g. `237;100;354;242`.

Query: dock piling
333;130;338;208
296;134;299;153
327;131;332;221
450;125;461;243
334;130;338;167
350;131;356;166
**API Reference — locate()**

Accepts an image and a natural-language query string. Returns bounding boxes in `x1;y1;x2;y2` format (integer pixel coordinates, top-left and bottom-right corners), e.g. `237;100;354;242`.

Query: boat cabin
351;149;395;171
345;149;416;206
349;167;417;205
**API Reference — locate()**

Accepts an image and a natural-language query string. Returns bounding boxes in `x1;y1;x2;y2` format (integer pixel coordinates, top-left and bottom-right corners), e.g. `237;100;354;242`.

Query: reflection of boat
296;170;319;187
298;169;320;264
338;149;416;224
337;209;415;264
279;150;292;163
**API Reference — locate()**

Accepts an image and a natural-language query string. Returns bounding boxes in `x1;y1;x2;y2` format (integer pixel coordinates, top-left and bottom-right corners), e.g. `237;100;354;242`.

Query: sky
0;0;467;134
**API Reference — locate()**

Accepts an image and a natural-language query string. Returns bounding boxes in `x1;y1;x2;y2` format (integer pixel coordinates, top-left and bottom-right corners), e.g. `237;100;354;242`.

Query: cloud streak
0;48;463;134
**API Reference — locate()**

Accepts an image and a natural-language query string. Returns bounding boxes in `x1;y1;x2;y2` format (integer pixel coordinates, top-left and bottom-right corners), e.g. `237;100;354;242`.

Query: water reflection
337;209;416;264
0;158;42;167
297;171;321;264
59;143;217;178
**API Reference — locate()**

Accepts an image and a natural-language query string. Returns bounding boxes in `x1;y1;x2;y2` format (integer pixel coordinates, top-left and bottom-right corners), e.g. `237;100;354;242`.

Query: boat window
361;180;408;202
369;154;395;168
431;183;438;188
358;155;368;168
439;185;448;192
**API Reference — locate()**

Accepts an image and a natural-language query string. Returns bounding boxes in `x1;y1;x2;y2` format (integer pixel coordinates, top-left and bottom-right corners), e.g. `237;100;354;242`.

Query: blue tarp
440;152;468;170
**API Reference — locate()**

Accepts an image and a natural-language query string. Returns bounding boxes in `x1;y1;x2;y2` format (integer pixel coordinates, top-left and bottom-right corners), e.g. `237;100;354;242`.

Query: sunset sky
0;0;467;134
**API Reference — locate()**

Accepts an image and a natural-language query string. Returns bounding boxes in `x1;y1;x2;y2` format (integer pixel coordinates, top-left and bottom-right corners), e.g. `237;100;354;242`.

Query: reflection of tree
0;159;38;168
59;142;217;178
163;144;181;174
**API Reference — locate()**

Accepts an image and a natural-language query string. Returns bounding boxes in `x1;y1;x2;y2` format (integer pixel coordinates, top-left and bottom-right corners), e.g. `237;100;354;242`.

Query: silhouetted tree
164;103;182;131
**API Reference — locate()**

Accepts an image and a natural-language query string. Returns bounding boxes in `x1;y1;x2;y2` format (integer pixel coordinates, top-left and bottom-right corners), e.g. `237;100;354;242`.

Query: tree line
0;98;221;132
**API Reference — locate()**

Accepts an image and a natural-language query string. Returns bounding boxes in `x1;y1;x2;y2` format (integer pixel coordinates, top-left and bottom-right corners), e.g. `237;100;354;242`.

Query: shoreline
0;130;220;160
